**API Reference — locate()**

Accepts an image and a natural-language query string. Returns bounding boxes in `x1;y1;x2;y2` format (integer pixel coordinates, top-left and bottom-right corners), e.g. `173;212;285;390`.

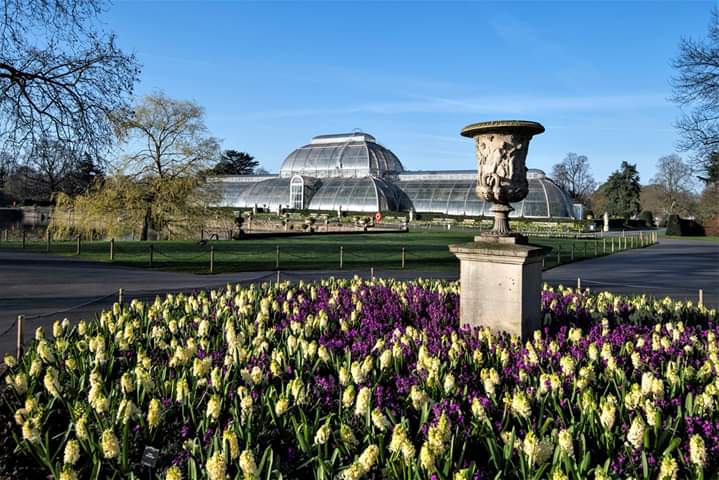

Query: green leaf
662;438;681;457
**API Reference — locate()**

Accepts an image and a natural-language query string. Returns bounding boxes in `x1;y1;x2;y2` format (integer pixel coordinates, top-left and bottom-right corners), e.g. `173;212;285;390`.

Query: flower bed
1;278;718;479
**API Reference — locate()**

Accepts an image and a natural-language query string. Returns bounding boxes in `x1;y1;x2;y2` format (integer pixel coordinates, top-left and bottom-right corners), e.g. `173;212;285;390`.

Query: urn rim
460;120;545;138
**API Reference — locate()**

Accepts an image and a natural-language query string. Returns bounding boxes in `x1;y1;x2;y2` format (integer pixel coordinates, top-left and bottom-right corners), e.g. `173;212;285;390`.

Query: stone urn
460;120;545;237
450;120;548;339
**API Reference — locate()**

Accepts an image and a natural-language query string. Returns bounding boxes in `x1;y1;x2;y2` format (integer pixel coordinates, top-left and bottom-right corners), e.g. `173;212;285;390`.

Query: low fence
0;230;659;274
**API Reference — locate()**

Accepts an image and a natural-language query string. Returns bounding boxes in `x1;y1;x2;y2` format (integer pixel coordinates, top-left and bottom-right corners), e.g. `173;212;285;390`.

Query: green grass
660;233;719;243
0;232;648;274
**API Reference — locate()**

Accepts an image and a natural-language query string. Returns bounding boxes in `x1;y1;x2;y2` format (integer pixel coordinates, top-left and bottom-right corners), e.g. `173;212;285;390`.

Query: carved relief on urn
461;120;545;236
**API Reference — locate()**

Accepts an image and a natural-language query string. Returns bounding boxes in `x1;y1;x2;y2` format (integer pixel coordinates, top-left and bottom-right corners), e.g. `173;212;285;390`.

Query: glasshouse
212;132;581;218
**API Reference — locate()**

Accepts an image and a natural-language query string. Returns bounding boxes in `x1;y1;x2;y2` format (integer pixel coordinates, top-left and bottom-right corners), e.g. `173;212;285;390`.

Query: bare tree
108;93;220;239
551;153;597;202
650;154;696;215
671;8;719;183
114;92;220;179
0;0;140;155
25;138;76;197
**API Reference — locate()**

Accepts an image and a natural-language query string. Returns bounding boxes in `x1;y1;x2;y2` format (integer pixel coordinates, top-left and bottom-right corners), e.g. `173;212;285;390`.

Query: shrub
666;214;706;236
638;210;654;227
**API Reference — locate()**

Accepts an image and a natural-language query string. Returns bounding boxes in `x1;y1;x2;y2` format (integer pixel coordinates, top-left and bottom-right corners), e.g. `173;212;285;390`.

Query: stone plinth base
449;238;547;339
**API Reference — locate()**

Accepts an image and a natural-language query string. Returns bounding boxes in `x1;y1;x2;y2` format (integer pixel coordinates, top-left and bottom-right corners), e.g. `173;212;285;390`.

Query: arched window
290;175;304;209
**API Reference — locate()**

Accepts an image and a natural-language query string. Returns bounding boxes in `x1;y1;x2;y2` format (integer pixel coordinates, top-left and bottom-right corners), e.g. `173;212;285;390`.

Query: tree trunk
141;205;152;241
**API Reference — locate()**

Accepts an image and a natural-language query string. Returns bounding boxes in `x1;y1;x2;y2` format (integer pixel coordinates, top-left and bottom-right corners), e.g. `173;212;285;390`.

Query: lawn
661;234;719;243
0;231;648;274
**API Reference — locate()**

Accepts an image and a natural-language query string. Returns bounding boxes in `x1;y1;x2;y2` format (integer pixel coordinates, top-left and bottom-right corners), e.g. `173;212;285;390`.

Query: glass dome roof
307;177;404;212
279;133;404;178
396;169;575;218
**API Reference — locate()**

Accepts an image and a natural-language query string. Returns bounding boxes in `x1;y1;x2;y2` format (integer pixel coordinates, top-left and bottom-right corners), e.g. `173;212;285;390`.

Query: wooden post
21;230;26;249
200;228;204;241
110;238;114;261
76;235;81;255
699;289;704;308
118;288;124;305
401;248;405;269
210;246;215;274
16;315;24;359
275;245;280;269
46;228;51;252
149;244;154;268
339;246;344;270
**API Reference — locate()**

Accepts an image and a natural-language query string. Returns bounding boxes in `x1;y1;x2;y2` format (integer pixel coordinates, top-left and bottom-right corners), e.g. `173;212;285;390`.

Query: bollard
631;236;634;249
577;277;582;290
339;246;344;270
611;237;615;253
371;267;374;280
16;315;24;359
118;288;124;305
276;270;280;284
275;245;280;269
149;244;154;268
110;238;114;261
76;235;81;255
603;237;606;254
401;248;405;269
210;246;215;274
699;289;704;308
21;230;26;249
542;256;545;269
46;228;51;252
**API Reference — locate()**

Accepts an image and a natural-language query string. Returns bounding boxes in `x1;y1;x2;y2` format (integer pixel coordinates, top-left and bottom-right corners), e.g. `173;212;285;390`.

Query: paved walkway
1;238;717;354
543;238;718;304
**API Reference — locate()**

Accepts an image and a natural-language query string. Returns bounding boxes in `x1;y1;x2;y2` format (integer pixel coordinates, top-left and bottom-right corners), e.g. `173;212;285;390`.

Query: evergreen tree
603;161;641;219
210;150;258;175
65;153;105;195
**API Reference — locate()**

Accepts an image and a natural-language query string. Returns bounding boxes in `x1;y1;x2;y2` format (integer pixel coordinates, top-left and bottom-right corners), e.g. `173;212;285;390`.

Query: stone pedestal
449;236;547;339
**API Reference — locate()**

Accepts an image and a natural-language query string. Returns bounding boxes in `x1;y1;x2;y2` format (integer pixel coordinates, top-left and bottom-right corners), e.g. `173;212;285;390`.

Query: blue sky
106;0;713;184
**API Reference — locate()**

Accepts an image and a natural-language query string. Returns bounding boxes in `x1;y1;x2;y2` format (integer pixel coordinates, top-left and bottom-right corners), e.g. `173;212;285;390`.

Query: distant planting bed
0;232;652;274
0;278;717;479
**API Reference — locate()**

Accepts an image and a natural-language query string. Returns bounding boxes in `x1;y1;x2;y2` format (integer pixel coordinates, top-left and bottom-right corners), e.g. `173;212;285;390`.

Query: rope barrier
0;317;18;339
